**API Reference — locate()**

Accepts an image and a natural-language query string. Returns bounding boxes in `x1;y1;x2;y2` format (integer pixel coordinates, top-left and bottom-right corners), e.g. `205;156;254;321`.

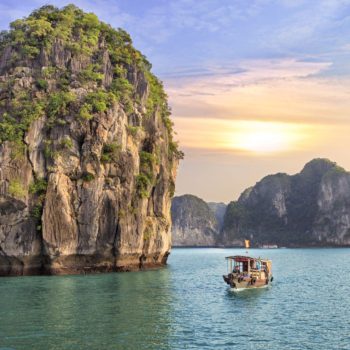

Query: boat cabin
223;255;273;289
225;255;271;277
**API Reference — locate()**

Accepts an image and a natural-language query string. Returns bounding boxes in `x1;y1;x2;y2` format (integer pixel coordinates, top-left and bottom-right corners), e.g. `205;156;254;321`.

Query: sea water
0;248;350;350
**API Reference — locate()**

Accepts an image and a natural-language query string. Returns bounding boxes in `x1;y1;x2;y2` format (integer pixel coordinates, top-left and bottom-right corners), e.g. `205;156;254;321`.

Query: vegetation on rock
221;158;350;247
0;4;181;158
100;142;120;163
0;5;181;275
8;179;26;198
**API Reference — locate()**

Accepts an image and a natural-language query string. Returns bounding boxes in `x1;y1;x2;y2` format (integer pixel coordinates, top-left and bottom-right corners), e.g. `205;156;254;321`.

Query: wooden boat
223;255;273;290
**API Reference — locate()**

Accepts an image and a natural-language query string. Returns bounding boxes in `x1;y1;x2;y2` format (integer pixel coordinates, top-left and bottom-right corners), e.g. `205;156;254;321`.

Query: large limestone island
0;5;182;276
172;159;350;248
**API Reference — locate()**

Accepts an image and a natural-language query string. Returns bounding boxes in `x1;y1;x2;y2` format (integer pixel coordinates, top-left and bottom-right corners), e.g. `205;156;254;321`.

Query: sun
172;117;312;154
231;121;306;154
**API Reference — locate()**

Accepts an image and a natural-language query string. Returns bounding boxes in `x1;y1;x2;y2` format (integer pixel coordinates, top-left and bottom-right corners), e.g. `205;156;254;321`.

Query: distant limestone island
172;158;350;247
171;195;226;246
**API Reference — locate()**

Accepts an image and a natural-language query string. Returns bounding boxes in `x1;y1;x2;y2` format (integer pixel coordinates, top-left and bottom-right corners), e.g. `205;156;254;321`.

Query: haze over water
1;248;349;350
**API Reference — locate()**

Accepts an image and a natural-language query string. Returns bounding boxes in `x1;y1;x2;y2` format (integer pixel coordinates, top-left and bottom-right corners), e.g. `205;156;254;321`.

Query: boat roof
225;255;271;262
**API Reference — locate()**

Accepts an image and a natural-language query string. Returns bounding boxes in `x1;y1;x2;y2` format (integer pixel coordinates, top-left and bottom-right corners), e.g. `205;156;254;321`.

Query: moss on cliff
0;4;181;157
0;5;181;275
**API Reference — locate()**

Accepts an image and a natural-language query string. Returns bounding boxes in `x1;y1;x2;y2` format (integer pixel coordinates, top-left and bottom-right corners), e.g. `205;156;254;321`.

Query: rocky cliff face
207;202;227;229
0;5;182;275
221;159;350;247
171;195;225;246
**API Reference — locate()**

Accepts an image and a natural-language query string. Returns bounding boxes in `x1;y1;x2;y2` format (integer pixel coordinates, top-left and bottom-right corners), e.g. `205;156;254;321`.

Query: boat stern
223;273;237;288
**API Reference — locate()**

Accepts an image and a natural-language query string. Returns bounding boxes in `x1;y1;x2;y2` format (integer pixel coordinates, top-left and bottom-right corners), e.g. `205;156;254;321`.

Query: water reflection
0;269;172;350
2;248;350;349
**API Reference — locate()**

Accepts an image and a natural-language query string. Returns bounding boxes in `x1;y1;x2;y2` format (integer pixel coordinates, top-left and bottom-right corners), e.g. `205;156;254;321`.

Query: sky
1;0;350;202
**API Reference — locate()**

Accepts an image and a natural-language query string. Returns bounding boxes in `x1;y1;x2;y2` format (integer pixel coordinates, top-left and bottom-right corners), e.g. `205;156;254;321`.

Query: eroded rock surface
171;195;225;246
0;5;182;275
221;159;350;247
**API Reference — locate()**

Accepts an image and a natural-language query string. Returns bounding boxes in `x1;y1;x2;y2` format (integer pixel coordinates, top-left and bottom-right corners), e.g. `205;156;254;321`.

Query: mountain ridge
172;158;350;247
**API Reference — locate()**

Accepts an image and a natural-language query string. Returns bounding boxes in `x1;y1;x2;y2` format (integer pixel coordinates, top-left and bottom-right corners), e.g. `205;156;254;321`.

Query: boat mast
245;239;250;255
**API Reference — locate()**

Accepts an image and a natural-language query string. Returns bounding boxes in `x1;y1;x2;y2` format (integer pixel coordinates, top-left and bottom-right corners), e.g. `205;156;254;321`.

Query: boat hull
223;273;273;290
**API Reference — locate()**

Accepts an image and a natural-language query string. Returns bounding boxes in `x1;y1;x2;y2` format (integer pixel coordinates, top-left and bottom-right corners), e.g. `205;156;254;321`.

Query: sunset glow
1;0;349;202
175;117;315;155
231;121;307;154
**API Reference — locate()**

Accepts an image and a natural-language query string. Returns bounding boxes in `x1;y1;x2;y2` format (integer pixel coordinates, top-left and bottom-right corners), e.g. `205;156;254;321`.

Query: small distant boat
261;244;278;249
223;255;273;290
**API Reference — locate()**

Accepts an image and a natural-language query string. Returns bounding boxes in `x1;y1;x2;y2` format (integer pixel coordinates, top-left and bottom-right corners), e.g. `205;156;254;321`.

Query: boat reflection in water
223;255;273;291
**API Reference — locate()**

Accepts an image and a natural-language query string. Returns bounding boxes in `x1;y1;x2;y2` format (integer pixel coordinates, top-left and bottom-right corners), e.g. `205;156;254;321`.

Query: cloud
2;1;350;72
0;0;130;29
166;0;268;32
164;58;342;126
165;58;332;91
266;0;350;51
164;58;350;160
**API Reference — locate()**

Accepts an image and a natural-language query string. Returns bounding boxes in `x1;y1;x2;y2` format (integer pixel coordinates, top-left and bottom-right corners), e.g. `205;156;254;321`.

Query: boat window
233;261;244;273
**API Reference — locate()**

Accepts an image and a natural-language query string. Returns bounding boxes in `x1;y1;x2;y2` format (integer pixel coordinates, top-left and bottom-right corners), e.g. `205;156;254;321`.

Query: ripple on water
0;248;350;349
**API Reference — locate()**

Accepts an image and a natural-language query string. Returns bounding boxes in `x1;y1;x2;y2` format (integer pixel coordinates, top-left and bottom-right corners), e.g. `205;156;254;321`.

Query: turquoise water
1;248;350;349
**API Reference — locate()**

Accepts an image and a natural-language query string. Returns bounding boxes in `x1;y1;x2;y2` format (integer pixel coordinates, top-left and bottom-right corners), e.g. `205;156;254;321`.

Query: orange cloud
166;58;350;155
